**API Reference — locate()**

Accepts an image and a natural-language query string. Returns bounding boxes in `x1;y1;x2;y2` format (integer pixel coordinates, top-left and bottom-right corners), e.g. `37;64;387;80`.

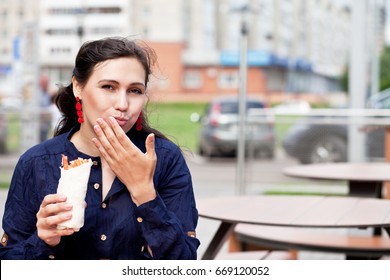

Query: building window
218;71;239;89
50;47;71;54
183;71;202;89
89;27;122;34
46;28;74;35
48;7;121;15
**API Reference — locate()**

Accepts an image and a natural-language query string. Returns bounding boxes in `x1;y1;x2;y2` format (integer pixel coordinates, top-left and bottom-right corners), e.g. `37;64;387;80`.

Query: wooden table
198;195;390;260
283;162;390;198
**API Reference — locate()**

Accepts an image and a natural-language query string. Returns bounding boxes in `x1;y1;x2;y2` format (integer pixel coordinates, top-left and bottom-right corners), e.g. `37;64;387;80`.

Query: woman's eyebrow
98;79;119;85
98;80;145;87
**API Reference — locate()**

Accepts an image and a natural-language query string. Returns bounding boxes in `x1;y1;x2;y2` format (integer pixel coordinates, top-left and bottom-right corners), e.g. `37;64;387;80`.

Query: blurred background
1;0;390;259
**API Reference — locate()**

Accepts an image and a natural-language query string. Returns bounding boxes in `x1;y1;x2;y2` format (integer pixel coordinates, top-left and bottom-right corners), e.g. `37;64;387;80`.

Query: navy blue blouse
0;128;200;259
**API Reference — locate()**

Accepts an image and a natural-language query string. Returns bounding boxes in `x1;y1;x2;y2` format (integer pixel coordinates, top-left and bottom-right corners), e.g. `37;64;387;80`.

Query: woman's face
73;57;147;134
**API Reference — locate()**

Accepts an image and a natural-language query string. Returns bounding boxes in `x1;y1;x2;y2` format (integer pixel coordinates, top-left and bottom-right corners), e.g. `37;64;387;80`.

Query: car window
220;101;264;114
374;95;390;109
367;91;390;109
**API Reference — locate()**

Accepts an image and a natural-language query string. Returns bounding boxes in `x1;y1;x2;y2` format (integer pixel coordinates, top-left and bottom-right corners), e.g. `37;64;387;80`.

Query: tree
379;46;390;90
339;46;390;92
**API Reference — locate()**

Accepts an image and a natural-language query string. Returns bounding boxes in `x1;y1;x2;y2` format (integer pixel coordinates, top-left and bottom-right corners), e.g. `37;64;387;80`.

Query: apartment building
181;0;353;98
0;0;37;99
39;0;132;87
0;0;385;104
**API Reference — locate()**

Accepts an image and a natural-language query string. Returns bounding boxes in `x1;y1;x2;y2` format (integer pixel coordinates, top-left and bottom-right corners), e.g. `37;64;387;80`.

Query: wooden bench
215;250;293;260
231;224;390;259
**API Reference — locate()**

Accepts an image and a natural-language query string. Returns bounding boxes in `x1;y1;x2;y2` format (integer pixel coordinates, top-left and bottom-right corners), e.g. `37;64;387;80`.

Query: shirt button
102;203;107;209
137;217;143;223
92;161;99;166
48;255;55;259
94;183;100;190
100;234;107;241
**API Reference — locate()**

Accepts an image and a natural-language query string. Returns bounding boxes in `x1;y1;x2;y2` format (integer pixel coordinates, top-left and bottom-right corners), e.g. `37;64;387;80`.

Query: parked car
197;95;275;158
282;91;390;164
273;100;311;114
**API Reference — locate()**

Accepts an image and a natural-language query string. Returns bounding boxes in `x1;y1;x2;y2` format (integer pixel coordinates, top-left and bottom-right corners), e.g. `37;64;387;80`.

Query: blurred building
0;0;386;104
40;0;132;85
0;0;38;104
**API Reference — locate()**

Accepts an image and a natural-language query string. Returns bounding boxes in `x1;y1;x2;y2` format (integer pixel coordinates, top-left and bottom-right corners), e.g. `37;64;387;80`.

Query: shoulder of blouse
154;136;183;156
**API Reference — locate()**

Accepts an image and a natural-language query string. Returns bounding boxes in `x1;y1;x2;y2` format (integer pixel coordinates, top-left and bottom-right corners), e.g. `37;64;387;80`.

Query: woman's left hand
92;117;157;205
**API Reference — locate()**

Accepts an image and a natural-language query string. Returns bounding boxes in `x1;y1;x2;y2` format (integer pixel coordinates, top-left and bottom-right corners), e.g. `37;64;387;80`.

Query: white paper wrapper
56;159;93;231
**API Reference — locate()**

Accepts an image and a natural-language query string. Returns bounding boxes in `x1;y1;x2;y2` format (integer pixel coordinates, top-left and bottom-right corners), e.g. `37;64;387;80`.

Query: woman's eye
129;88;143;95
102;85;114;90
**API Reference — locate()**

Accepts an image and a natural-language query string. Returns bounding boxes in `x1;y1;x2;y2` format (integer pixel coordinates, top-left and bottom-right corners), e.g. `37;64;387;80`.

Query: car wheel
198;144;214;158
198;145;206;157
300;136;347;164
253;147;274;159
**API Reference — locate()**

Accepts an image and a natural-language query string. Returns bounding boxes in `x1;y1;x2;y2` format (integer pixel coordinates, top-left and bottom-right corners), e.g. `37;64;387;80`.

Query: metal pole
21;22;40;152
370;0;379;98
236;7;249;196
348;0;367;162
76;5;86;46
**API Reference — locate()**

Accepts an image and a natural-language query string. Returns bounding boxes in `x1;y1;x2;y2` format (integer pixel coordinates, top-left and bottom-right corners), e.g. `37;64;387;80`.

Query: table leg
349;180;382;198
349;180;382;236
201;222;236;260
384;227;390;237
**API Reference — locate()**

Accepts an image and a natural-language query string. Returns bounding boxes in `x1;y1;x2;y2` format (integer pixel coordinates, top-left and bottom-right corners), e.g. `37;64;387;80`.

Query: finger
40;194;67;208
40;202;73;217
145;133;156;159
108;117;136;151
44;227;75;237
91;136;112;166
37;202;73;228
98;118;123;149
94;119;119;157
47;228;75;238
37;211;72;229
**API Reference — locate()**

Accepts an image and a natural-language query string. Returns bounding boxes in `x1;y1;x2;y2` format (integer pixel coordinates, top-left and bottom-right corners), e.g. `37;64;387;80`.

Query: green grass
5;113;21;152
146;102;302;151
147;102;206;152
0;181;9;189
263;190;345;196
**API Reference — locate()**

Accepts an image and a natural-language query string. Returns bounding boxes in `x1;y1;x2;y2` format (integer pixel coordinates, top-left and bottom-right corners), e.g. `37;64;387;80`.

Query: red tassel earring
136;112;142;131
75;97;84;124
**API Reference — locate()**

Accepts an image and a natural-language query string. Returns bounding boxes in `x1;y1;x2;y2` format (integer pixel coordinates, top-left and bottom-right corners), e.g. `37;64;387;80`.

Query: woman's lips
114;118;127;127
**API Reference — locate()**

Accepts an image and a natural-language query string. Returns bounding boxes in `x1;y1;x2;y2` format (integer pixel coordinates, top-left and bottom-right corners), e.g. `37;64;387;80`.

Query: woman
0;37;200;259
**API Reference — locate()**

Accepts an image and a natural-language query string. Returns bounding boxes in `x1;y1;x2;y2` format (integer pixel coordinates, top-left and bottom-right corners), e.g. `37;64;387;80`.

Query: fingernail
63;213;72;219
64;203;72;210
94;125;101;132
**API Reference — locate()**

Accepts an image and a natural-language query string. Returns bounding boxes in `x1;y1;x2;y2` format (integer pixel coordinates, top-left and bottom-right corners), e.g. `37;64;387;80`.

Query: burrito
56;154;92;231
